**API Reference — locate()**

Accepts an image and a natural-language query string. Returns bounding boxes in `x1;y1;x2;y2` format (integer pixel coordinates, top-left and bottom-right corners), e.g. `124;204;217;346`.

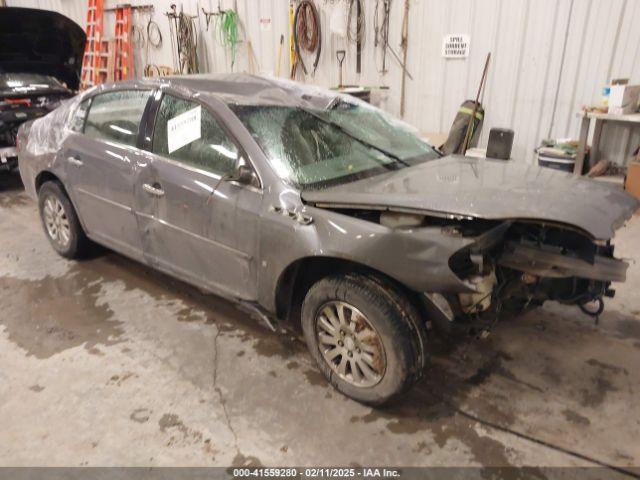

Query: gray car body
17;74;640;321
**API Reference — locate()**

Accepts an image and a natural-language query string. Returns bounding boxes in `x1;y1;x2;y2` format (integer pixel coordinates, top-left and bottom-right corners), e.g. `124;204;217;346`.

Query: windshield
231;102;439;188
0;73;64;92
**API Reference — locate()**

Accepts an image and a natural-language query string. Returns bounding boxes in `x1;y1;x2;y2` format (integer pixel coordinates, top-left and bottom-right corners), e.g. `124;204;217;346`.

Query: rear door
135;92;262;299
63;89;153;259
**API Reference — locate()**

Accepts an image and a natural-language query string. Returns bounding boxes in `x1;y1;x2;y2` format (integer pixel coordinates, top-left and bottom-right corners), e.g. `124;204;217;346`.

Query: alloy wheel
43;195;71;249
315;301;386;387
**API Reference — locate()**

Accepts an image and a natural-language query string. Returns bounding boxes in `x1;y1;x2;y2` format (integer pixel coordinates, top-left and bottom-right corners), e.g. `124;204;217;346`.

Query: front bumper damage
499;241;628;283
431;219;631;334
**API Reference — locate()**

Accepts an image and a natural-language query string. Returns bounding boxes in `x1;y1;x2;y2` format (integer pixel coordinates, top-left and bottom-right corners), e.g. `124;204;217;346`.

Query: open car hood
0;7;86;90
301;155;640;240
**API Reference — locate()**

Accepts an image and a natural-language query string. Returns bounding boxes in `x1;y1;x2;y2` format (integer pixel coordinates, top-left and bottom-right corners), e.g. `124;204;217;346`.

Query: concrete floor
1;170;639;472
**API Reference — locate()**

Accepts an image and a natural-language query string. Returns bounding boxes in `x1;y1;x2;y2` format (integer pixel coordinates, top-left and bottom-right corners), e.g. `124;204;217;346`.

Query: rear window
84;90;152;147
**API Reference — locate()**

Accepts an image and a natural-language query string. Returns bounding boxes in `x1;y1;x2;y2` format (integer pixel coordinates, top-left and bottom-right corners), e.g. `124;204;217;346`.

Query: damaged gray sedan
17;74;639;405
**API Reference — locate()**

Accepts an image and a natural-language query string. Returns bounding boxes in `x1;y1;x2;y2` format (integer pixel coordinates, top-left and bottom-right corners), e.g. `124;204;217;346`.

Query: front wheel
301;274;428;405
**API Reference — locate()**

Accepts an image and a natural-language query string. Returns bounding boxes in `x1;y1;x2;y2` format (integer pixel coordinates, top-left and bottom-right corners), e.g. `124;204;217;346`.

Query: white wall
6;0;640;164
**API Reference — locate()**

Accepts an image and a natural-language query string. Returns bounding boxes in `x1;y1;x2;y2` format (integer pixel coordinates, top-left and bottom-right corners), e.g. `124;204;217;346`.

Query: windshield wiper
300;107;410;166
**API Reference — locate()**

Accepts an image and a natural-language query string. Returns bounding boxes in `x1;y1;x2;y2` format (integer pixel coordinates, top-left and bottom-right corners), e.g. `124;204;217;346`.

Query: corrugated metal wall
6;0;640;164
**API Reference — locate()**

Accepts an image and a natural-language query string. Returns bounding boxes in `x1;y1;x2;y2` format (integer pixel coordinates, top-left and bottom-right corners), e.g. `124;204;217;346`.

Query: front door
64;89;153;259
135;93;261;300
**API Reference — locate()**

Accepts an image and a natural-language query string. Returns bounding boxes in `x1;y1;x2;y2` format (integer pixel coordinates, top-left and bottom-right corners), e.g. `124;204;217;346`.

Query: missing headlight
379;212;425;228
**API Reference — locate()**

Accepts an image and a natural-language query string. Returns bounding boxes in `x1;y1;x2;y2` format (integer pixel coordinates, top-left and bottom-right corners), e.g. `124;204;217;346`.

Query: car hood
301;155;640;240
0;8;86;90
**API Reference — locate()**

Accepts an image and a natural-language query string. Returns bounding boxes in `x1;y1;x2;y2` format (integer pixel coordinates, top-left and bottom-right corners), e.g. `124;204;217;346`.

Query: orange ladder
96;39;114;83
114;5;134;81
80;0;105;89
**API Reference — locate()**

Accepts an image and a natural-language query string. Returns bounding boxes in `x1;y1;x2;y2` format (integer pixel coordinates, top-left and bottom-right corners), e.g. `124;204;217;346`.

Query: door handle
67;155;83;167
142;183;165;197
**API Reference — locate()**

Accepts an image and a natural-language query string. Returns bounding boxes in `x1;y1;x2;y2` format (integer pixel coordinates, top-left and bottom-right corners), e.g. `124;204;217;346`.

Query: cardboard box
626;161;640;200
608;84;640;115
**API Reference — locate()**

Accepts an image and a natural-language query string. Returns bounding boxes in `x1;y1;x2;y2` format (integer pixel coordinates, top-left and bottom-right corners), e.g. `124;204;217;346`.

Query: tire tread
302;273;428;405
38;180;89;259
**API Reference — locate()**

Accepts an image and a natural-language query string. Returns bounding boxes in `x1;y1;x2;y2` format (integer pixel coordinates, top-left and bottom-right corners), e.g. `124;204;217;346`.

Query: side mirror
231;164;258;186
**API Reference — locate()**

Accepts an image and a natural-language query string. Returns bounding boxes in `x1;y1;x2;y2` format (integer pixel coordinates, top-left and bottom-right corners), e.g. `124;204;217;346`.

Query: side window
84;90;152;147
152;94;238;176
70;98;91;133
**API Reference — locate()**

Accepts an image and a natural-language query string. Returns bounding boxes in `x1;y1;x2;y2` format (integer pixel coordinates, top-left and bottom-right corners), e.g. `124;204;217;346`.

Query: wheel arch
274;256;433;329
34;170;88;235
35;170;65;193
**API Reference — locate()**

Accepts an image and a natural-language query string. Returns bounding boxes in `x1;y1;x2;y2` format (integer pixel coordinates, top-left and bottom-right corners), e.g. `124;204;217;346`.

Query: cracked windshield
232;101;440;188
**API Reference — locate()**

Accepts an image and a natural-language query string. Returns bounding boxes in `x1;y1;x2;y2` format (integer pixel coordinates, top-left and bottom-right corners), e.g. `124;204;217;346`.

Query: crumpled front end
311;202;636;332
303;155;640;329
438;218;630;327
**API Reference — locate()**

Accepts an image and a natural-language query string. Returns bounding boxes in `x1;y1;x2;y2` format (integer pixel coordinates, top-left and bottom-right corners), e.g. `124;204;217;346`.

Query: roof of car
115;73;345;109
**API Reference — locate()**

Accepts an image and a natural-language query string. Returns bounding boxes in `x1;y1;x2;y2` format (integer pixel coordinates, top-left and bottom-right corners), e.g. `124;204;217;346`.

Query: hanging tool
247;40;259;74
178;9;199;73
289;1;298;79
147;18;162;48
276;34;284;77
202;6;240;71
143;13;162;77
165;4;179;73
217;10;240;70
293;0;322;77
387;45;413;80
336;50;346;88
374;0;391;74
356;0;362;73
460;52;492;155
372;0;412;80
399;0;410;117
348;0;364;74
165;5;199;74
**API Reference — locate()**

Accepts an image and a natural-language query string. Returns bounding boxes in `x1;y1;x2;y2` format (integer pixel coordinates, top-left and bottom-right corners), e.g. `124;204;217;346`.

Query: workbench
574;111;640;175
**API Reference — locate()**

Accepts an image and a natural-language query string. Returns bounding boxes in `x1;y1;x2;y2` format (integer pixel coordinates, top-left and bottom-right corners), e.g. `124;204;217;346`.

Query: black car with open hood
0;7;85;170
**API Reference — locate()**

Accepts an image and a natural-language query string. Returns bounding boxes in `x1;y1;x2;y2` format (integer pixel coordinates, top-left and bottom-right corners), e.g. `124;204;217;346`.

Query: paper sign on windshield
167;106;201;153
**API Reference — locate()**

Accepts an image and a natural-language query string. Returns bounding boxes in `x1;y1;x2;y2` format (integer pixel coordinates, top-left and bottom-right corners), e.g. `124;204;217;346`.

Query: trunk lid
301;155;640;240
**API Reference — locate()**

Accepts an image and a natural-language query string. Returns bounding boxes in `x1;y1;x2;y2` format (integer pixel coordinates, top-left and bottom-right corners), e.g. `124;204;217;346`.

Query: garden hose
147;19;163;48
215;9;240;69
293;0;321;76
175;10;198;73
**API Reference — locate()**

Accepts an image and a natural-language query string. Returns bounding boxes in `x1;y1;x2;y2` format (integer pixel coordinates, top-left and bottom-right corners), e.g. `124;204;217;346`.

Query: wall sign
442;34;470;58
259;17;272;32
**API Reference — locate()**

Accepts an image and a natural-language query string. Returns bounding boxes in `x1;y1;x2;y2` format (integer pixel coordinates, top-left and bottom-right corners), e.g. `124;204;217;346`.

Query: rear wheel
301;273;427;405
38;181;89;259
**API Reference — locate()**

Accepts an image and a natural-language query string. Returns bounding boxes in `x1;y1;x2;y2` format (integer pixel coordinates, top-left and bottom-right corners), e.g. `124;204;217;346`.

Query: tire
301;273;428;405
38;181;89;259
